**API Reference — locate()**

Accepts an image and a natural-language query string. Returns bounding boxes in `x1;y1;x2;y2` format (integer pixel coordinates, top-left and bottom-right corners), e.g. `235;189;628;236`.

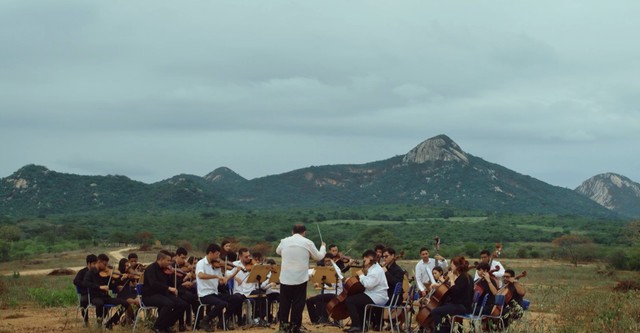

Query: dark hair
384;247;396;255
176;247;188;256
476;262;490;272
252;252;263;260
504;269;515;277
324;253;335;260
328;244;338;251
432;266;444;275
206;243;221;255
97;253;109;262
221;240;232;248
419;247;429;253
362;249;377;259
128;253;138;260
118;258;128;273
265;258;277;265
238;247;250;256
451;256;470;274
292;224;306;234
157;250;172;261
374;244;385;252
86;254;98;264
480;250;491;257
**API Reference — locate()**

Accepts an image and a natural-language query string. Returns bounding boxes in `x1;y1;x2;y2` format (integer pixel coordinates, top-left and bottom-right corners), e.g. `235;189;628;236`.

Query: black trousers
430;303;466;333
142;293;187;330
345;293;374;328
278;282;307;327
200;293;243;322
267;293;279;322
178;288;198;325
306;293;335;323
79;295;89;322
91;295;130;323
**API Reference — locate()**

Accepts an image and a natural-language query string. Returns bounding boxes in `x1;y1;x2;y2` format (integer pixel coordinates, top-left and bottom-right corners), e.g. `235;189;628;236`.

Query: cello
326;257;373;321
489;271;527;316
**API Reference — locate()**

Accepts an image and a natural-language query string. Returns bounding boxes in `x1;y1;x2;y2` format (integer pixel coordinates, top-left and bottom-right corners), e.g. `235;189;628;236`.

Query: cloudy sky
1;1;639;188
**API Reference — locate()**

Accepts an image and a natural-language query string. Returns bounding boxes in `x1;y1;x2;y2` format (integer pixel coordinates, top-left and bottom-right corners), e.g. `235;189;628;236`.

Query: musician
474;262;498;315
261;258;280;323
501;269;527;327
115;257;139;324
474;250;505;287
415;247;448;297
327;244;356;273
381;248;405;304
221;239;238;262
141;250;188;333
306;253;343;325
73;254;97;326
374;244;385;264
430;267;446;287
276;224;326;333
82;253;132;330
195;243;242;332
429;256;473;333
128;253;141;271
227;247;264;324
343;250;389;333
175;247;198;331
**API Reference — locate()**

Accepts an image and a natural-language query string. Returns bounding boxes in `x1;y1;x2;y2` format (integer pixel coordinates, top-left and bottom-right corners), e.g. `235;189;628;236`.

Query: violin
334;253;361;266
99;267;123;279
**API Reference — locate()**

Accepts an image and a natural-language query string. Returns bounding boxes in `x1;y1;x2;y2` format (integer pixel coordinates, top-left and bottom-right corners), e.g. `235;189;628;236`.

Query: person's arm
276;239;284;255
307;240;326;261
196;261;223;280
83;270;101;292
415;263;425;292
73;269;85;288
481;272;498;295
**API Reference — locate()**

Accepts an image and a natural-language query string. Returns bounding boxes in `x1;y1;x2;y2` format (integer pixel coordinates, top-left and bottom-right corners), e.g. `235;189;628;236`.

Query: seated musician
128;253;142;271
221;239;238;262
374;244;385;265
115;258;139;323
430;256;473;333
474;250;505;287
73;254;97;326
227;248;265;325
175;247;199;331
501;269;527;327
306;253;343;325
415;247;448;297
327;244;356;273
141;250;188;333
196;243;242;332
343;249;389;333
430;267;446;288
82;253;133;329
475;262;499;315
262;258;280;323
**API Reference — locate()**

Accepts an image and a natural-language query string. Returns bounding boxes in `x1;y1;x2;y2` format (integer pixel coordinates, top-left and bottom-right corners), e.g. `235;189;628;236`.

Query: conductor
276;224;326;333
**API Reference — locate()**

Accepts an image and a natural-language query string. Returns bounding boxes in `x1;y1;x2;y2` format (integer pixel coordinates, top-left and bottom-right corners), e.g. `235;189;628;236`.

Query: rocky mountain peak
204;167;247;184
403;134;469;164
575;173;640;216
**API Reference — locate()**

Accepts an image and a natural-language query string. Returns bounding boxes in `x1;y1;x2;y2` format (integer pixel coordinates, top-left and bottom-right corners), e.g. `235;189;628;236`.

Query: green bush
27;285;77;307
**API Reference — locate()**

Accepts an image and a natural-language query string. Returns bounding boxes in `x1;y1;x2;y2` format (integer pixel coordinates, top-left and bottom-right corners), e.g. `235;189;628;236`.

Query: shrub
27;285;76;307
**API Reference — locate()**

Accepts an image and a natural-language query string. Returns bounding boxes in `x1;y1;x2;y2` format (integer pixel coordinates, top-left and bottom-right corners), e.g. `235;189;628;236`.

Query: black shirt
475;277;498;309
385;262;405;303
447;273;474;311
83;267;114;298
73;267;89;295
142;262;171;296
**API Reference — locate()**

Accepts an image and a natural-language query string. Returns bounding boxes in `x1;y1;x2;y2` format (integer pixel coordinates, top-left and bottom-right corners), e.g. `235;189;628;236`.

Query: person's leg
345;293;374;329
306;295;319;323
90;297;106;322
290;282;307;332
278;284;294;330
143;294;176;331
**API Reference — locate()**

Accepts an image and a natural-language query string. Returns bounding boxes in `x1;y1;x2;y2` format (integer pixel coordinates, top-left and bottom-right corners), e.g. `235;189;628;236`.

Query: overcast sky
1;1;639;189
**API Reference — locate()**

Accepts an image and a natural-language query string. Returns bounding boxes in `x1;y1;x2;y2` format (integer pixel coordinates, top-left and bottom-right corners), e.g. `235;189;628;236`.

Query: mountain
0;135;619;218
575;173;640;218
0;165;233;215
208;135;616;217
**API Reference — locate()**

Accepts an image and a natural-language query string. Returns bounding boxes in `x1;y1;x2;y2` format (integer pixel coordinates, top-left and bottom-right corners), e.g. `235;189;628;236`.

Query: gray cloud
1;0;639;188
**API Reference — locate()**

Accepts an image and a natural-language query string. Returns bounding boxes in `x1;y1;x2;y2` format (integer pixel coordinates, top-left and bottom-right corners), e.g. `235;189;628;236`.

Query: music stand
311;266;337;295
245;265;273;327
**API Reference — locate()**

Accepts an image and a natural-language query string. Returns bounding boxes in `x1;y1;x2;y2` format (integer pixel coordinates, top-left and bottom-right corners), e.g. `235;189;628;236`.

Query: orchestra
73;228;530;333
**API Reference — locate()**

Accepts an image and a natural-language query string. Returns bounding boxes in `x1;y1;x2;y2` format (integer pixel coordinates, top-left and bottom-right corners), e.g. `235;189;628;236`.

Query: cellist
500;269;527;327
343;250;389;333
474;262;499;315
474;249;505;287
429;256;473;333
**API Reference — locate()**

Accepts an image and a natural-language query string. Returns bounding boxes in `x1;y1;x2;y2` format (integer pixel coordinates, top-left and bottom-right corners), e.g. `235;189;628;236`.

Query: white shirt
276;233;326;285
359;263;389;305
226;260;257;297
474;259;505;287
414;258;448;292
262;271;280;295
195;257;221;297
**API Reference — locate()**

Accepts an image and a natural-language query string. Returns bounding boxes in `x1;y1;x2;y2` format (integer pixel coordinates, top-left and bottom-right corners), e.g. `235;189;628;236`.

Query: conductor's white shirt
276;233;326;285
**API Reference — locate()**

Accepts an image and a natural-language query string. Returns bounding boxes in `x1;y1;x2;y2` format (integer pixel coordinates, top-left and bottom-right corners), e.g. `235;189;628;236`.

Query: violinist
343;249;389;333
196;243;243;332
276;224;326;333
374;244;385;265
175;247;198;331
429;256;473;333
327;245;356;273
73;254;97;327
381;248;405;305
116;257;140;322
227;248;263;325
82;253;132;329
474;249;505;287
221;239;238;262
141;250;188;333
306;253;343;325
415;247;448;297
262;258;280;324
475;262;499;315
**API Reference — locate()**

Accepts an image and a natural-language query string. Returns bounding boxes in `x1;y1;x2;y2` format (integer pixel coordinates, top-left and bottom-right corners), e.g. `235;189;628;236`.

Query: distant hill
575;173;640;218
0;135;619;218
